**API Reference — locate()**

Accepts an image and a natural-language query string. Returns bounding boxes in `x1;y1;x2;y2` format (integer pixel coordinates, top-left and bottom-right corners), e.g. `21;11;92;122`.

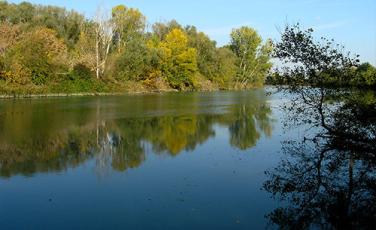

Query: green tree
230;26;272;88
108;37;152;82
212;47;238;88
184;26;238;89
353;62;376;86
0;1;35;24
33;6;84;48
111;5;146;52
0;2;85;48
3;27;68;85
185;26;217;79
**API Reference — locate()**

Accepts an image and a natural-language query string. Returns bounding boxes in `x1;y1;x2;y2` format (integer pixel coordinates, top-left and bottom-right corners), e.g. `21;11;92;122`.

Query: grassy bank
0;78;228;99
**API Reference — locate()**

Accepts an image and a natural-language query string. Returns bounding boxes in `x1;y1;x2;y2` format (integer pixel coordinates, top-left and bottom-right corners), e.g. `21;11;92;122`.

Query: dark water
2;89;373;229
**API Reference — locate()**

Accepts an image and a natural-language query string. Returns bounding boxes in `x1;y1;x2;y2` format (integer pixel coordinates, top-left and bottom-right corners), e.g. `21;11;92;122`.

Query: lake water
0;89;337;229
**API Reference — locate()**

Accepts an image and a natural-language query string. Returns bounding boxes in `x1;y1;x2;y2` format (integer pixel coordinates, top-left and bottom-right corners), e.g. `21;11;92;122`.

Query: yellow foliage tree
149;28;198;90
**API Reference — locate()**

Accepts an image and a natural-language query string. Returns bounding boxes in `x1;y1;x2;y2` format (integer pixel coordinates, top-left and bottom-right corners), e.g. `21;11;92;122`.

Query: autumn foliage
0;1;273;94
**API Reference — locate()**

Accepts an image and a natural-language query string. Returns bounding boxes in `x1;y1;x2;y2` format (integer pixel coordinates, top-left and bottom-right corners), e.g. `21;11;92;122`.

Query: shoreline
0;89;233;99
0;87;269;100
0;90;181;99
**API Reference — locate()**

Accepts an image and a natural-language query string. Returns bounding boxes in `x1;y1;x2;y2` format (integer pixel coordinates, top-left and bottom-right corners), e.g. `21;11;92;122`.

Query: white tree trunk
94;5;113;79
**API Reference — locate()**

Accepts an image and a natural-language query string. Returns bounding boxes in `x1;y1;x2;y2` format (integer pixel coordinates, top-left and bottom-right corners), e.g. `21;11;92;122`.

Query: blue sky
8;0;376;65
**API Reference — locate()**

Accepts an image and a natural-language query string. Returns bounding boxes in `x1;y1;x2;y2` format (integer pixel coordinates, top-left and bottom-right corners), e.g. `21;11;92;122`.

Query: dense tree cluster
0;1;272;94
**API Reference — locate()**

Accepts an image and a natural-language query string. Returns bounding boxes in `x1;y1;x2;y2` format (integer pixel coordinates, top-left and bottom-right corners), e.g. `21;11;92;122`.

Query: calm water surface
0;89;290;229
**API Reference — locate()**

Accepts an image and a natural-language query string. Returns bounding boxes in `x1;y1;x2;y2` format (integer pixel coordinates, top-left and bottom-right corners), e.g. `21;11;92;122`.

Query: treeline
0;1;272;94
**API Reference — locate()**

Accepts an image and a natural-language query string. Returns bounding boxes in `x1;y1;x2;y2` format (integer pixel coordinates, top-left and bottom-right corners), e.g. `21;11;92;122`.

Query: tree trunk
96;34;100;79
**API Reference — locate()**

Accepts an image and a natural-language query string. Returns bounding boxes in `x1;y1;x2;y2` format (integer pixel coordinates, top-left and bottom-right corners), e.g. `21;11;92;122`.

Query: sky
8;0;376;65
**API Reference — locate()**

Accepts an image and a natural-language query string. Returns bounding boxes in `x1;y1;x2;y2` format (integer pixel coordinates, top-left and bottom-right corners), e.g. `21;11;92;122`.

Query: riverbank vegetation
0;2;374;96
0;1;273;95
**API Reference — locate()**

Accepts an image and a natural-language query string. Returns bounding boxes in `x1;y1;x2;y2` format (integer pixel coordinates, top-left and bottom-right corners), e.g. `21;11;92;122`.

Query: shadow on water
0;90;274;178
263;88;376;229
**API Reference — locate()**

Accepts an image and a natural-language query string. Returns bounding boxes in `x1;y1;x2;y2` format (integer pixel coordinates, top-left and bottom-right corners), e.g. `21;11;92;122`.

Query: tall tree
230;26;272;88
111;5;146;52
156;28;198;90
93;6;113;79
185;26;218;80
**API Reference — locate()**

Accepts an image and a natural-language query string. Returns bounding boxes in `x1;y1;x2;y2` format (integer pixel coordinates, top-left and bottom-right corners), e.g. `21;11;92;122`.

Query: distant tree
0;2;85;48
230;26;272;88
93;6;113;79
185;26;217;79
353;62;376;86
111;5;146;52
32;6;84;48
152;20;182;41
0;1;35;24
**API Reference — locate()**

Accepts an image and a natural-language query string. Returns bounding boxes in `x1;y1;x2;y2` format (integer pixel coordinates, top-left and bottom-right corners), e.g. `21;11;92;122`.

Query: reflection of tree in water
228;103;272;150
0;91;274;177
145;116;216;155
263;90;376;229
0;126;97;177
